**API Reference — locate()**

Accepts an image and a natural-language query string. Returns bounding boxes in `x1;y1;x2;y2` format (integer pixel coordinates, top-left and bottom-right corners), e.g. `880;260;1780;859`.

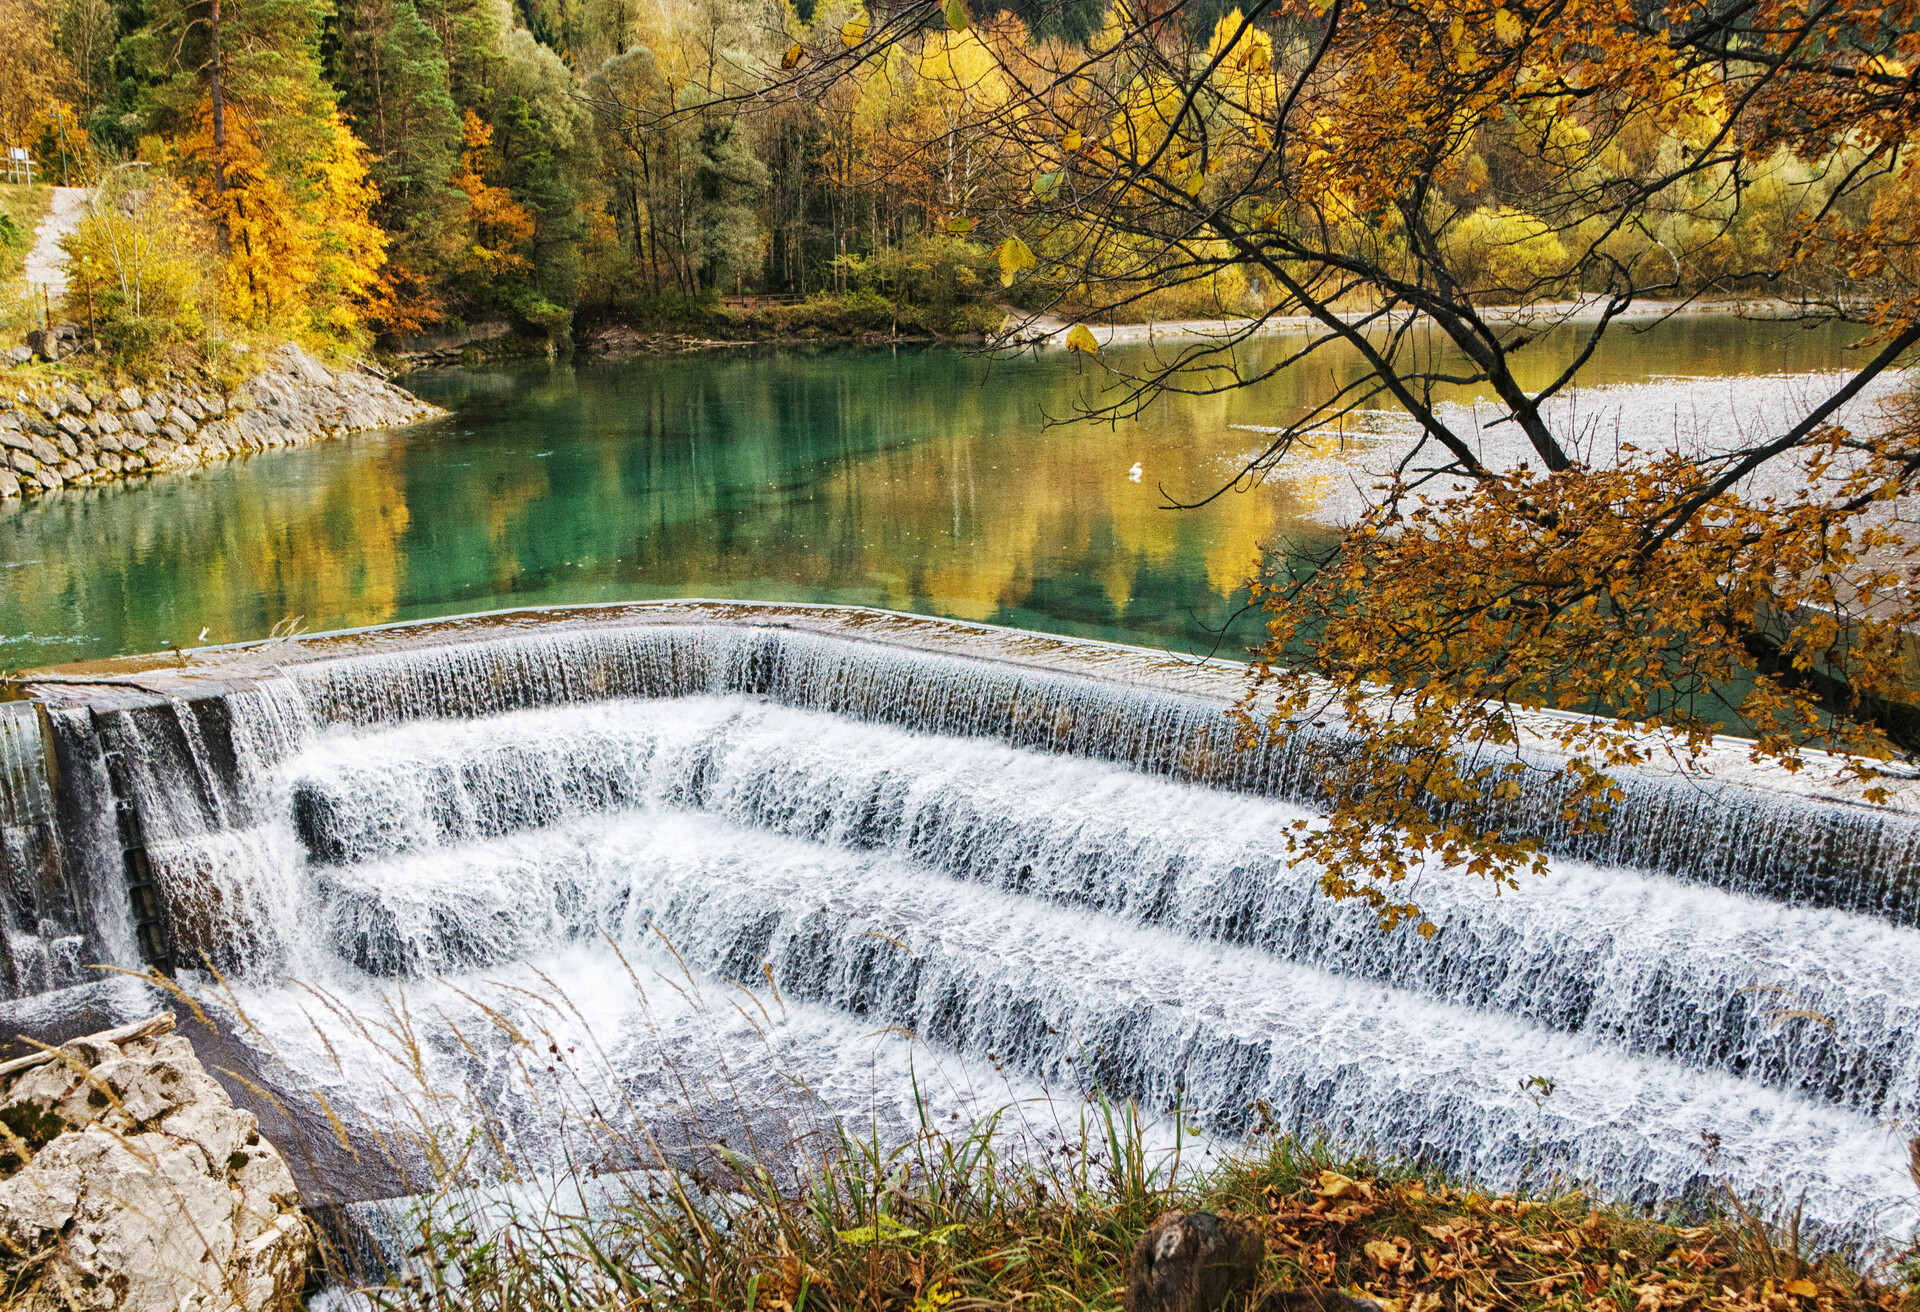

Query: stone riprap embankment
0;1012;312;1311
0;344;441;501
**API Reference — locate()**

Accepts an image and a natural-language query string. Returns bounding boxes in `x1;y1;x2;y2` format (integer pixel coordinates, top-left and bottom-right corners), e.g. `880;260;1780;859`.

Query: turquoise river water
0;317;1869;668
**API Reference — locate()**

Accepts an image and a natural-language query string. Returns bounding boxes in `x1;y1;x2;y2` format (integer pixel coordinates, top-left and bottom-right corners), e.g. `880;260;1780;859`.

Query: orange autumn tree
181;106;387;338
789;0;1920;926
450;109;536;282
152;0;388;346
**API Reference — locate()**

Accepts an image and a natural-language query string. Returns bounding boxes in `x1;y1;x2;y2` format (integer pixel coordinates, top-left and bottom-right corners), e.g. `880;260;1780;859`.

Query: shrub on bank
586;236;1006;344
59;175;216;368
747;290;1003;339
589;288;1004;344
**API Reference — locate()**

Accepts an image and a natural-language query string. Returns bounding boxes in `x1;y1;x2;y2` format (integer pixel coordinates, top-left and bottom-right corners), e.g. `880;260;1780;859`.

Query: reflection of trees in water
0;452;414;660
577;347;1318;647
0;322;1870;666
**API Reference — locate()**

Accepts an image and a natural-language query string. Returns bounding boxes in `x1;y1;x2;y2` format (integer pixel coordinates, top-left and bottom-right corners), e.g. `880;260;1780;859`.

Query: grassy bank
0;185;56;339
356;1103;1920;1312
0;333;262;395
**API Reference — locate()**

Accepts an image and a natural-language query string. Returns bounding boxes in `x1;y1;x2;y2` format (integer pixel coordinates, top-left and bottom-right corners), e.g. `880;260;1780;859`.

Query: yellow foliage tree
179;105;386;343
24;100;92;183
907;27;1015;220
1440;207;1570;299
0;0;67;152
147;0;390;350
450;109;535;279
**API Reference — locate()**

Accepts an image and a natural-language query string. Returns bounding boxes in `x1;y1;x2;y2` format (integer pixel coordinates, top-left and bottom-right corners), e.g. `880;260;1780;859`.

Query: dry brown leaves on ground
1249;1169;1913;1312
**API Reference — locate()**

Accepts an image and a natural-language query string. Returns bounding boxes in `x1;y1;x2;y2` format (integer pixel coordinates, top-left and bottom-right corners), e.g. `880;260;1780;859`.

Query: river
0;315;1867;669
3;314;1917;1264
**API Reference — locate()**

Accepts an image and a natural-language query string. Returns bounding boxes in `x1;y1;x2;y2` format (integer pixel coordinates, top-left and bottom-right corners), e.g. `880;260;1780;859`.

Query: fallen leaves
1245;1169;1895;1312
1365;1236;1416;1276
1313;1171;1375;1202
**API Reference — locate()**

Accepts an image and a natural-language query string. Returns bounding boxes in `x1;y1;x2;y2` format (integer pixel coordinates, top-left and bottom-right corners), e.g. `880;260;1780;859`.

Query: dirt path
22;187;91;304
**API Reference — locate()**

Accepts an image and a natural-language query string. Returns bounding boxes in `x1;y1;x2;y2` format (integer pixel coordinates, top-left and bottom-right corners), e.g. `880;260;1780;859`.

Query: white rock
0;1015;311;1312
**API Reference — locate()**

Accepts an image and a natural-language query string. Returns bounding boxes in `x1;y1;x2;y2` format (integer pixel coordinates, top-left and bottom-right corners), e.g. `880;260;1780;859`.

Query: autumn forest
0;0;1126;358
6;0;1912;366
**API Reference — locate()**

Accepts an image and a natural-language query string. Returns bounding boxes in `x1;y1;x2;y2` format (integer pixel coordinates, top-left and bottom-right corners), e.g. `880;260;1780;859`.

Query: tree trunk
209;0;230;253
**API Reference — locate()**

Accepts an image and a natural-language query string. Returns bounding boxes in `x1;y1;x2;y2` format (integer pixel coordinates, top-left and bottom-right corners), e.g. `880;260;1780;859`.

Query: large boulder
0;1013;312;1312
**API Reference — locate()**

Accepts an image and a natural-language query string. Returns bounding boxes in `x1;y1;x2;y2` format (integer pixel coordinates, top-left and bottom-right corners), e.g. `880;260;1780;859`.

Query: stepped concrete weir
0;601;1916;1262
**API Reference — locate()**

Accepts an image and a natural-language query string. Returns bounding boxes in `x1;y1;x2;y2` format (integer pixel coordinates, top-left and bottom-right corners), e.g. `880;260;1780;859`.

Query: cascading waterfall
287;623;1920;921
7;606;1919;1260
289;698;1920;1122
0;701;83;996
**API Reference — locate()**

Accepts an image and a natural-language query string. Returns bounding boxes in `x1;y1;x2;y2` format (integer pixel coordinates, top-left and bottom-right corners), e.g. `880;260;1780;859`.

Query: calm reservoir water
0;317;1867;668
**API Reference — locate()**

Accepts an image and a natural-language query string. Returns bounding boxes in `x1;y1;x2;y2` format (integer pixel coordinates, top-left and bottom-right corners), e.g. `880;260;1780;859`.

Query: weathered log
1125;1210;1268;1312
1124;1209;1389;1312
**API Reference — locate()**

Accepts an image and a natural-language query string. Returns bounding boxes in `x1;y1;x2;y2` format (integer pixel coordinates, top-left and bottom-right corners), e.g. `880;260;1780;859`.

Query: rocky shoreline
0;344;442;501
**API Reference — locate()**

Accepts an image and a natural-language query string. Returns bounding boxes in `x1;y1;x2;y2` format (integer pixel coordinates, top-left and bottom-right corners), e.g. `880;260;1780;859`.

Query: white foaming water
273;802;1915;1245
28;627;1920;1258
284;696;1920;1125
216;933;1124;1204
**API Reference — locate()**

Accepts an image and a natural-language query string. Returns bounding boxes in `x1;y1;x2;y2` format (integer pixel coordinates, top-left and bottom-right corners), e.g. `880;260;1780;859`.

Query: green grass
351;1099;1920;1312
